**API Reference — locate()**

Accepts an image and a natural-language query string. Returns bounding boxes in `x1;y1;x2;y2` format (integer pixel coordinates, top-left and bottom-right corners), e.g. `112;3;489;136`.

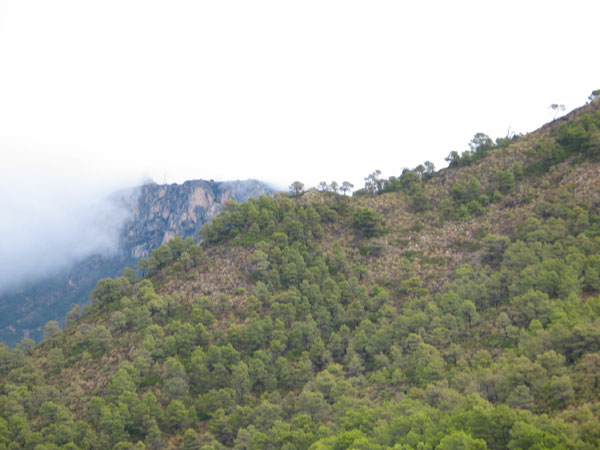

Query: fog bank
0;172;141;293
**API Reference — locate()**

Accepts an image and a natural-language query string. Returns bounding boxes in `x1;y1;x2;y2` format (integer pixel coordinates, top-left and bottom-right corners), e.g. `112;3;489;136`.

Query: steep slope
0;179;273;346
1;100;599;449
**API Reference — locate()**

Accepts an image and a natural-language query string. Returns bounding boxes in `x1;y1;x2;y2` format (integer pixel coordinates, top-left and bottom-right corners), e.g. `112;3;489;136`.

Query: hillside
1;99;600;449
0;179;272;346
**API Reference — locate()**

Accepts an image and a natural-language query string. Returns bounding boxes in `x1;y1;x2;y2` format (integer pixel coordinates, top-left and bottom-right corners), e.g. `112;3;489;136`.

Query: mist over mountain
0;176;139;294
0;177;273;345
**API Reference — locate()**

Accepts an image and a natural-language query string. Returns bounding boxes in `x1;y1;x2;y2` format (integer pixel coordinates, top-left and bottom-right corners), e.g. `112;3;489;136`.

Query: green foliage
199;196;332;247
43;321;62;342
356;166;432;212
46;348;65;374
557;111;600;155
4;105;600;449
137;238;203;278
442;177;488;220
493;169;515;193
524;110;600;175
90;277;132;307
353;208;384;237
289;181;305;197
446;132;518;168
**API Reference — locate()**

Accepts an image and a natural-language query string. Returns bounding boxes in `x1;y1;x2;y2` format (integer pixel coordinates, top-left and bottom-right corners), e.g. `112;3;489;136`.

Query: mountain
1;98;600;449
0;179;273;346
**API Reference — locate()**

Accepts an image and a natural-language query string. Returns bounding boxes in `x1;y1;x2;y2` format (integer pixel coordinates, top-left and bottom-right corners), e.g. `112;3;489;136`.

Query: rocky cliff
121;179;270;259
0;179;273;345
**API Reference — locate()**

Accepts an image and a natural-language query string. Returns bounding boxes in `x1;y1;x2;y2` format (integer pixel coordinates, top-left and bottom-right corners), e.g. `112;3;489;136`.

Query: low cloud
0;172;140;293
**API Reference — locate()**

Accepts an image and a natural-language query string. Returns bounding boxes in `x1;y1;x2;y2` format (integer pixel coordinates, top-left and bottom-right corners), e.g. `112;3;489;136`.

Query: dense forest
1;97;600;449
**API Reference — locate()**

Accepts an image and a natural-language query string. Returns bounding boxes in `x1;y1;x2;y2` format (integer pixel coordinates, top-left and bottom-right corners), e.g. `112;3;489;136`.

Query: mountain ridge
1;98;600;448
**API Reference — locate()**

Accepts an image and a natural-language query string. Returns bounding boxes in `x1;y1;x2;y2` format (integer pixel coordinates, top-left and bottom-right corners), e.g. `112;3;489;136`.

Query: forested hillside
1;98;600;449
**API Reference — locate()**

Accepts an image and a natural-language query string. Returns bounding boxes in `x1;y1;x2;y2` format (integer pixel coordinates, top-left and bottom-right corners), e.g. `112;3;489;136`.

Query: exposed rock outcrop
121;179;270;259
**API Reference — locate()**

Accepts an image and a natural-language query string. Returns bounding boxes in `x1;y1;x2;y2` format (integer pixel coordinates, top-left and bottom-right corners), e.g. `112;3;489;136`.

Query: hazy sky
1;0;598;190
0;1;599;291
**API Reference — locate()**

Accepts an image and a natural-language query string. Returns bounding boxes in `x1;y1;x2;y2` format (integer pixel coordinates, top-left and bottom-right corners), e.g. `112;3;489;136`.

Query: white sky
1;0;599;191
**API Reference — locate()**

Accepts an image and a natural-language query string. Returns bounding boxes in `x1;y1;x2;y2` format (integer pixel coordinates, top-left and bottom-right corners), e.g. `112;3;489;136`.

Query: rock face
0;179;273;346
121;179;271;259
